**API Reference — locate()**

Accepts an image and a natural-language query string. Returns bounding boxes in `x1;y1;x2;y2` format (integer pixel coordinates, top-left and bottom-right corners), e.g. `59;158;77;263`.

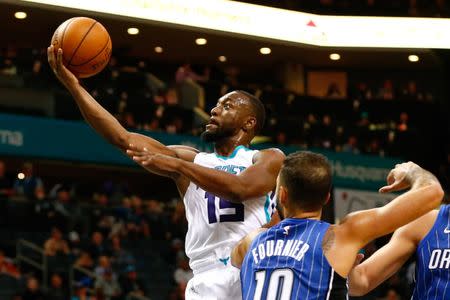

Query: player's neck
287;210;322;220
214;135;250;157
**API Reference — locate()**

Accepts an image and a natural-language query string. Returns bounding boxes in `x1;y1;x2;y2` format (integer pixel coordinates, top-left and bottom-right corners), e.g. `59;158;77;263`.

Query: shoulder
253;148;285;164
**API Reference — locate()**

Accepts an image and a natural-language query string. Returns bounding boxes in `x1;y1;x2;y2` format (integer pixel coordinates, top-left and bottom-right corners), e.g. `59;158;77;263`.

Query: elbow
430;183;445;205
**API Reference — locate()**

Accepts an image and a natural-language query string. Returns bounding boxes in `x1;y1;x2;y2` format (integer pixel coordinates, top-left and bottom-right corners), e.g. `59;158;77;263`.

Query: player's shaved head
279;151;332;211
235;90;265;135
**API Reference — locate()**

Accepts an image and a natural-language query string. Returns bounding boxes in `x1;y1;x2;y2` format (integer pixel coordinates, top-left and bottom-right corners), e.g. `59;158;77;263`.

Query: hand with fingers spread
47;45;78;88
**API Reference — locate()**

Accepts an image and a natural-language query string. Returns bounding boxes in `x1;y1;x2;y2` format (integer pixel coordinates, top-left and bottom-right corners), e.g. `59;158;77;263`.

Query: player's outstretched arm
47;46;198;164
348;210;437;296
127;146;285;202
337;162;443;248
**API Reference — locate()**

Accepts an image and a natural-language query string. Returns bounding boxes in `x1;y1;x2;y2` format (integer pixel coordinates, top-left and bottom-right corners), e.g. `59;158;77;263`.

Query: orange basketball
51;17;112;78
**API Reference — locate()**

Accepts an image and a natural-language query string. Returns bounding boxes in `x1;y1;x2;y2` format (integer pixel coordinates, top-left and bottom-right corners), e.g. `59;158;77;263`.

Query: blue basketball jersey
412;204;450;300
240;218;348;300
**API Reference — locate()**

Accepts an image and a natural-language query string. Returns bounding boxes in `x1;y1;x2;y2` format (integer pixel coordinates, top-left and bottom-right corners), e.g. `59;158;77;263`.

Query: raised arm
128;147;285;202
337;162;443;248
47;46;197;160
348;210;437;296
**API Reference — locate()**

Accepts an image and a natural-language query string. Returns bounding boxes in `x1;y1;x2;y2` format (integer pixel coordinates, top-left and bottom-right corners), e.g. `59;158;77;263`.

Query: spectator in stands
0;160;13;197
397;112;409;132
109;236;135;272
342;135;360;154
0;58;17;75
145;199;169;240
325;82;343;99
0;249;20;278
176;63;209;112
13;162;44;200
68;231;82;257
94;256;115;279
119;265;147;298
44;227;70;257
72;278;95;300
378;79;395;100
47;273;66;300
173;256;193;285
95;268;121;300
400;80;423;101
88;231;107;260
22;276;45;300
354;82;373;100
74;252;95;278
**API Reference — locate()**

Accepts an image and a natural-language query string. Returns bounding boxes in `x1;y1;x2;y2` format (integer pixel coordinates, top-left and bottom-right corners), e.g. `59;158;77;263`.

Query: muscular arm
48;46;197;188
327;163;443;276
338;164;443;249
172;148;284;202
348;212;435;296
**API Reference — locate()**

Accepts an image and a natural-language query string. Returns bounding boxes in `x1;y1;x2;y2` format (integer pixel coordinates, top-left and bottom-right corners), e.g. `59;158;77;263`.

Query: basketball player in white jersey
48;45;284;299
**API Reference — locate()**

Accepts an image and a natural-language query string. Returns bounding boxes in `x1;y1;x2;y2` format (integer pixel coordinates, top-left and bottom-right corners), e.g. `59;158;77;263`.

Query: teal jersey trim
214;145;252;160
264;195;271;222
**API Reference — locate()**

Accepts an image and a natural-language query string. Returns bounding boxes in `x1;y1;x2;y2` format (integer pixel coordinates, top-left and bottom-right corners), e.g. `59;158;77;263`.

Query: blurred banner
0;113;400;190
14;0;450;48
333;188;396;222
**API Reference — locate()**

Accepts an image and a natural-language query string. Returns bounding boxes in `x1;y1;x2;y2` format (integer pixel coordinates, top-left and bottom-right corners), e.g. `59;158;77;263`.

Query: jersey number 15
205;191;244;223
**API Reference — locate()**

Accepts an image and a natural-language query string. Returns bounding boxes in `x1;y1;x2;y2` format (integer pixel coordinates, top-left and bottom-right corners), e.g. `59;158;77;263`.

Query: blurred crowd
0;160;192;300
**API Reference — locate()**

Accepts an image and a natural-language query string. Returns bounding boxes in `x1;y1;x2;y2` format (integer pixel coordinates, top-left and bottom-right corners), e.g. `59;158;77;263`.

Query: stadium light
195;38;207;45
260;47;271;55
408;54;419;62
127;27;139;35
14;11;27;19
218;55;227;62
329;53;341;60
154;46;163;53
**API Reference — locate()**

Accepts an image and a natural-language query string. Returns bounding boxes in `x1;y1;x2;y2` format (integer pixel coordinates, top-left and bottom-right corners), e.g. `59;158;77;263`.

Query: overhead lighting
408;54;419;62
329;53;341;60
17;173;25;180
127;27;139;35
195;38;207;45
154;46;163;53
218;55;227;62
260;47;271;55
14;12;27;19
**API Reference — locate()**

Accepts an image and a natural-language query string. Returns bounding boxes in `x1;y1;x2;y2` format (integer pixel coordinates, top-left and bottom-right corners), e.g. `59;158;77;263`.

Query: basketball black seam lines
70;35;110;67
60;18;75;62
67;20;98;66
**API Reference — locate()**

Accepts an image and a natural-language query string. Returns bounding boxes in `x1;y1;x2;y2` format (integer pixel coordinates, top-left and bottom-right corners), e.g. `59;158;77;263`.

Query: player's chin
200;130;219;142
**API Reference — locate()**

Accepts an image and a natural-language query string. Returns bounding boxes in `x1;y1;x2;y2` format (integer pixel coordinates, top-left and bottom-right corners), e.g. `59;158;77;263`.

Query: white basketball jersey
184;145;276;274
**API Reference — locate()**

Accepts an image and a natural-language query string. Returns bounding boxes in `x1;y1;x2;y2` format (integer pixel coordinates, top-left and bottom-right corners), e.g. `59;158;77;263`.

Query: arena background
0;0;449;299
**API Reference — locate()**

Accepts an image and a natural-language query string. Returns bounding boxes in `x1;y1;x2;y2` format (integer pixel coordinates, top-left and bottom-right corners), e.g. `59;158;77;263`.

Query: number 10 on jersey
205;192;244;223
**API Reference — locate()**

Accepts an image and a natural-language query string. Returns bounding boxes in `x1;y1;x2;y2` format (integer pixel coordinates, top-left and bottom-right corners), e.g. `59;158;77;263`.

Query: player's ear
324;192;331;205
279;186;288;206
243;116;256;132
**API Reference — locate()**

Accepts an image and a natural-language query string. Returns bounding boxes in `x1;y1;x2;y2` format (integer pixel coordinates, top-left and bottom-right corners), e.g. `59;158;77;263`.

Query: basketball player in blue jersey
348;203;449;299
48;45;284;300
231;152;443;299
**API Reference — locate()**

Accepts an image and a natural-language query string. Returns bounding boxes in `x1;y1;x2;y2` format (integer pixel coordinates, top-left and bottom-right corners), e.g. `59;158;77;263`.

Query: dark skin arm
47;46;196;194
127;145;285;202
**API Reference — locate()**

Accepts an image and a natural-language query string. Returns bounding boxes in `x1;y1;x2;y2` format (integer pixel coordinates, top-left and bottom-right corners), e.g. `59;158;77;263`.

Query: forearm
66;82;174;155
177;160;246;201
66;81;129;148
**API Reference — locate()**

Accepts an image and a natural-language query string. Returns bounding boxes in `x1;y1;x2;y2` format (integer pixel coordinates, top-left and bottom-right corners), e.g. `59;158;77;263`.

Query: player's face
201;92;250;142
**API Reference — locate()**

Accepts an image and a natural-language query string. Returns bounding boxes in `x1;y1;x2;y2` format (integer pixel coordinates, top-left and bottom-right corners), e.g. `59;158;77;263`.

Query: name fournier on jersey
251;238;310;264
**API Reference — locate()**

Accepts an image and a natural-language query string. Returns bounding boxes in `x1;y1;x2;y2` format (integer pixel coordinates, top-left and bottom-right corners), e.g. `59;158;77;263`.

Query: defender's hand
379;162;419;193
